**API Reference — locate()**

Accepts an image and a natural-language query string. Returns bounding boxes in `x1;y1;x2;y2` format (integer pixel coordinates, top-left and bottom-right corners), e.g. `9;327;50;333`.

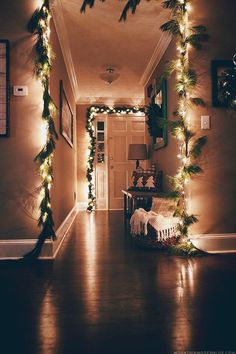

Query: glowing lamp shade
128;144;148;169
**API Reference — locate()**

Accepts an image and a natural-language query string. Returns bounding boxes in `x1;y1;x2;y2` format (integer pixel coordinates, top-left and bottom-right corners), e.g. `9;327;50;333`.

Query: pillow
130;170;162;191
151;197;175;217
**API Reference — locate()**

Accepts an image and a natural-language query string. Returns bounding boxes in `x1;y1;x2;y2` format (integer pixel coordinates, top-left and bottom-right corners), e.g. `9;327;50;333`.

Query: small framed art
60;80;73;147
0;40;10;137
211;59;234;107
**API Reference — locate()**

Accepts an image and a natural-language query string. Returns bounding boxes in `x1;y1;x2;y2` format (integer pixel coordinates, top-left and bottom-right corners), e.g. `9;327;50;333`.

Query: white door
108;114;146;209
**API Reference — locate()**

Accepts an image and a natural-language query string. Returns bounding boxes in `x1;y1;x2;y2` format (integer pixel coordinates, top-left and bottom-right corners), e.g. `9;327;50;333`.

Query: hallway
0;211;236;354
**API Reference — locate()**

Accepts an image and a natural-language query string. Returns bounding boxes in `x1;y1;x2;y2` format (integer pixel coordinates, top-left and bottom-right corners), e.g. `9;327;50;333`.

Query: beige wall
50;20;77;230
0;2;76;239
146;0;236;234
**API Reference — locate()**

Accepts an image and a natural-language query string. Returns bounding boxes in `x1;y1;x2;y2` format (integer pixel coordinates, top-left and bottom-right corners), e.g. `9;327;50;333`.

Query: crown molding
50;0;79;102
139;33;172;87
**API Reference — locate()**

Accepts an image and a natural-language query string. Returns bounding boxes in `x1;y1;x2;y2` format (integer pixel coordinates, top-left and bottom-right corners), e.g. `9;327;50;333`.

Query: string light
159;0;208;238
23;0;58;258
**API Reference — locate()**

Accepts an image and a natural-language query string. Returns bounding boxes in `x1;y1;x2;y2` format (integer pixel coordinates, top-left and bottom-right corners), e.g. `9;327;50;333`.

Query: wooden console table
122;189;165;218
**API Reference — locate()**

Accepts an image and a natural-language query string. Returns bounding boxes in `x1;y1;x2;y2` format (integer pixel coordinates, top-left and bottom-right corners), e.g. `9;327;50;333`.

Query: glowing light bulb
36;0;44;8
186;3;192;12
42;212;48;222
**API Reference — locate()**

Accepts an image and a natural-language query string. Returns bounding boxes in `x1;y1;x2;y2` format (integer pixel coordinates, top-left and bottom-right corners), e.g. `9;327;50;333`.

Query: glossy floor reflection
0;211;236;354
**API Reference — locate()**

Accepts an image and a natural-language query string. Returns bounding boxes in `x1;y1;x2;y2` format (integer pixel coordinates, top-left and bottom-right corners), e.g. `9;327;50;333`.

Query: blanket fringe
130;208;179;241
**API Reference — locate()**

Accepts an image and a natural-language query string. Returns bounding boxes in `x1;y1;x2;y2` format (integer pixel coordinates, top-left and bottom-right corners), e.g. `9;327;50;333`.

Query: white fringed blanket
130;208;179;241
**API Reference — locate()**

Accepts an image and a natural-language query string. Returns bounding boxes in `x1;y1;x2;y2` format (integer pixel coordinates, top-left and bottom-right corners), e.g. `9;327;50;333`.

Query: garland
160;0;209;238
82;0;209;240
24;0;58;258
86;105;144;212
24;0;209;257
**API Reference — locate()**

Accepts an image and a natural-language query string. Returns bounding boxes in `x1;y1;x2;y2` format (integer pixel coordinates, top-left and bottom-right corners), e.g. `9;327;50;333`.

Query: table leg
123;194;127;218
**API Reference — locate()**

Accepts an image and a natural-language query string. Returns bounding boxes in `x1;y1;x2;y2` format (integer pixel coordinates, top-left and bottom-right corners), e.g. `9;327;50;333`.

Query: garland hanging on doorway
82;0;209;240
24;0;58;258
160;0;209;239
86;105;144;212
25;0;209;258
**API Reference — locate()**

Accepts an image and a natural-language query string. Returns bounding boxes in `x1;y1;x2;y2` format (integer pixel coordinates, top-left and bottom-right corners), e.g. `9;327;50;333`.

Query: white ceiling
51;0;171;105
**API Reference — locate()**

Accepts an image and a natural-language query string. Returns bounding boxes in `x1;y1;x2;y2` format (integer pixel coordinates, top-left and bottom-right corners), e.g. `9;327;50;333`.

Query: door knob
110;165;114;169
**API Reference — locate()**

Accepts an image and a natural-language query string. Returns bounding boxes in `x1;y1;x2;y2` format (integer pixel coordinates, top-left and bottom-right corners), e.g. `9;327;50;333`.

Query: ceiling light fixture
100;68;120;85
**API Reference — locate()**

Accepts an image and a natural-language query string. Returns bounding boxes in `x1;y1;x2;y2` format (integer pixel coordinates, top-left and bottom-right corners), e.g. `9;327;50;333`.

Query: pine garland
24;0;58;258
80;0;141;22
160;0;208;238
86;105;144;212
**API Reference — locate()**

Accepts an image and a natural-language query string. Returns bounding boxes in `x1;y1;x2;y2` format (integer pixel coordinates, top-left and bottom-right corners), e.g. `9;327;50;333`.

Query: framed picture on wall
0;40;10;137
147;78;168;150
59;80;73;147
211;59;234;107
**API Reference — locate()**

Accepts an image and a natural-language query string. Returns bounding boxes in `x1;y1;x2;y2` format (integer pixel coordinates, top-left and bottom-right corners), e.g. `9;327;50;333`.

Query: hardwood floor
0;210;236;354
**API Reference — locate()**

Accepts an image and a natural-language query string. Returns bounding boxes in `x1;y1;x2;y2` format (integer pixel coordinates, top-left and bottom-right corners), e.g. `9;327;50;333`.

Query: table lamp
128;144;148;170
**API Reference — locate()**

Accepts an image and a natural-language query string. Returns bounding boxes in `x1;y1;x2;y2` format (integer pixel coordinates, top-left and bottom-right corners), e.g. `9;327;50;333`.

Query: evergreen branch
183;128;195;143
34;140;56;163
190;97;206;107
162;0;179;9
190;25;207;33
169;119;183;129
187;33;210;49
80;0;142;21
160;19;180;35
161;60;178;78
169;120;185;137
183;214;198;226
183;164;202;176
169;240;205;256
80;0;96;13
27;9;42;33
190;136;207;158
119;0;141;21
48;119;59;139
183;68;197;87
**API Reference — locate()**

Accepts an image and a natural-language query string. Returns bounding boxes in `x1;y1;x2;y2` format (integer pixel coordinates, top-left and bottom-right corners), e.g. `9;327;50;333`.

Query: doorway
94;114;147;210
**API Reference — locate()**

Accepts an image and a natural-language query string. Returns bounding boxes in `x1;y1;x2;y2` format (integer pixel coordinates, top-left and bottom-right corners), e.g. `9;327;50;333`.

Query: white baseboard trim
0;205;78;260
52;204;78;258
190;233;236;254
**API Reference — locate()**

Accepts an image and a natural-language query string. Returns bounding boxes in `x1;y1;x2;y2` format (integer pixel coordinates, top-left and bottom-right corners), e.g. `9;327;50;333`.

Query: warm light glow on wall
35;0;44;8
39;121;48;146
